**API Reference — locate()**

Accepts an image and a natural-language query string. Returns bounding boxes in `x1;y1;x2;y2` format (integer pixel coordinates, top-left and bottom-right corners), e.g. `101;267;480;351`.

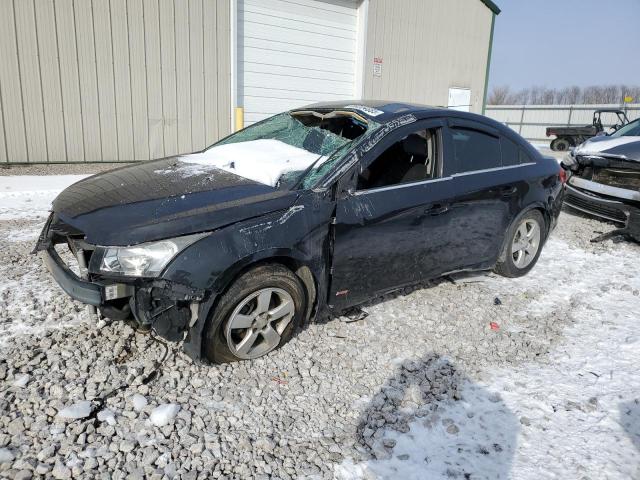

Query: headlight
94;233;206;277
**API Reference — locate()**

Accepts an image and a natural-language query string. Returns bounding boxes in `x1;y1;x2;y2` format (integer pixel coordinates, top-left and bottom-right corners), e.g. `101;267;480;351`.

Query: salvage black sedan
35;101;564;363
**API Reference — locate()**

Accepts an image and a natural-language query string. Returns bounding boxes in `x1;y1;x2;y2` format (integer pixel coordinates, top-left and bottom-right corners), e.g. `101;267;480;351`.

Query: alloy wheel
225;288;295;359
511;218;541;269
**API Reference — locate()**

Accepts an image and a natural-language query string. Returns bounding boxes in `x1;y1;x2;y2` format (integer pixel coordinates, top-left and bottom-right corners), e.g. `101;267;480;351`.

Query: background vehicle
36;102;565;363
546;109;629;151
562;118;640;241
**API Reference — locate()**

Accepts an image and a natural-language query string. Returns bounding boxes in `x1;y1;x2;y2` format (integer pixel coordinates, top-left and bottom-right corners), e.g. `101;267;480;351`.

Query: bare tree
487;85;512;105
488;84;640;105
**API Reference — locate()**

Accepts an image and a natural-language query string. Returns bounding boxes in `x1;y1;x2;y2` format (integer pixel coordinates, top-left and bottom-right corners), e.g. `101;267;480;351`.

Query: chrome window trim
353;176;453;196
451;162;536;178
352;162;535;196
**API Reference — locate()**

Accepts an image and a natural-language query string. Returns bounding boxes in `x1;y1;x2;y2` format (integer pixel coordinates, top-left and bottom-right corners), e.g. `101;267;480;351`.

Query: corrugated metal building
0;0;499;164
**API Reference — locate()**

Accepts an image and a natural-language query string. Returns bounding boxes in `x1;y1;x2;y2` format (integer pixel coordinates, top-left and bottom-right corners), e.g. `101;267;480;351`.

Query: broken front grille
592;168;640;191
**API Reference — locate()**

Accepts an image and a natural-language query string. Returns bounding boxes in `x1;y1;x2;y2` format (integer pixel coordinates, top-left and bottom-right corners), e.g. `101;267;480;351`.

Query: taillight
559;167;567;184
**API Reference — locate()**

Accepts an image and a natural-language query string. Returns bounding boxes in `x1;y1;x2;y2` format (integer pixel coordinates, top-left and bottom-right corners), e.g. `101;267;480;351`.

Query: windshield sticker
345;105;385;117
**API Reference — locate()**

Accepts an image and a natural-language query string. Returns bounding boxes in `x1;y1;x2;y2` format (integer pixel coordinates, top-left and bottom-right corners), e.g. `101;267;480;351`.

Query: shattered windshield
172;111;378;189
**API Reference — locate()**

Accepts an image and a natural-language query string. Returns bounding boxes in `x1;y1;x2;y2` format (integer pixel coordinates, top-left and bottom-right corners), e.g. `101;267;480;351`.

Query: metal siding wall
0;1;29;162
159;0;178;156
75;0;102;162
144;0;165;159
93;0;119;161
0;0;231;163
363;0;492;113
215;0;231;139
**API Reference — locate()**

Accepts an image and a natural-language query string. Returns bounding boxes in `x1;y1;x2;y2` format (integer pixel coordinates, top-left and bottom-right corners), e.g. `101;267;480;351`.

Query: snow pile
0;175;88;220
57;400;93;420
149;403;180;427
168;139;325;187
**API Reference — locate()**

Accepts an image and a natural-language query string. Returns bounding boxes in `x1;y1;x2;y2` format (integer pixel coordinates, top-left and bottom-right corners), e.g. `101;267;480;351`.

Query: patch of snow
0;175;88;219
338;236;640;479
13;374;30;388
149;403;180;427
96;409;116;426
164;139;325;187
57;400;93;420
5;224;44;242
0;448;14;463
132;394;148;412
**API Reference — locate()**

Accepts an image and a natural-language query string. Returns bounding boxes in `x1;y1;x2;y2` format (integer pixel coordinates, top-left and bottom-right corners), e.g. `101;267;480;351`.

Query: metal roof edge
480;0;501;15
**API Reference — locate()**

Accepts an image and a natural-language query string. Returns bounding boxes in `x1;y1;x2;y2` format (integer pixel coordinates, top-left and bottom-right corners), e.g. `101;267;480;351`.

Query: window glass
501;138;520;166
357;128;439;190
519;149;534;165
450;127;501;173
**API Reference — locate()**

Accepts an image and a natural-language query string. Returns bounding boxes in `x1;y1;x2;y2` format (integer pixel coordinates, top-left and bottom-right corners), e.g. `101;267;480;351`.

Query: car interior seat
400;133;429;183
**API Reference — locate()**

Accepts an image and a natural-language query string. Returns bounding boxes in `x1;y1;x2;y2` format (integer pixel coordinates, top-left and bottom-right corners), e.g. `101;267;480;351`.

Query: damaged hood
574;135;640;162
51;157;299;246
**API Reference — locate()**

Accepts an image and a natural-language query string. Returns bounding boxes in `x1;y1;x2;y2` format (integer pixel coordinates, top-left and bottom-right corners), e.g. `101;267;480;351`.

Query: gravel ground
0;198;638;478
0;163;131;176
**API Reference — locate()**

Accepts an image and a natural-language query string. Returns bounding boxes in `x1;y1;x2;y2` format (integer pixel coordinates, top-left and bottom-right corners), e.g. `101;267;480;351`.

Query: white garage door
238;0;359;125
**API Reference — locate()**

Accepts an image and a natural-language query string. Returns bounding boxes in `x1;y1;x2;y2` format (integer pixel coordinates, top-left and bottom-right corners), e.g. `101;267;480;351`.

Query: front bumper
42;248;103;306
564;184;630;225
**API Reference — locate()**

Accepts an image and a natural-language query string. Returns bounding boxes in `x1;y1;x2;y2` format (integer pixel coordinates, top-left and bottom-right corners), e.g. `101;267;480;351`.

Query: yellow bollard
234;107;244;132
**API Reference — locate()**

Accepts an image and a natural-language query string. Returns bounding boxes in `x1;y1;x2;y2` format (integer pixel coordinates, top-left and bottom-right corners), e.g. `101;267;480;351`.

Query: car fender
163;194;334;361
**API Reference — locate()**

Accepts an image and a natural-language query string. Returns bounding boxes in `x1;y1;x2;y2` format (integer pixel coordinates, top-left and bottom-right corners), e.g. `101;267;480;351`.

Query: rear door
328;119;457;309
443;119;526;270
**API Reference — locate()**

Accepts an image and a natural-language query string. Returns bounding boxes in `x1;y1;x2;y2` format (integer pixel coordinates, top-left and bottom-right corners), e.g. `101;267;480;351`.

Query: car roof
294;99;512;134
294;100;445;123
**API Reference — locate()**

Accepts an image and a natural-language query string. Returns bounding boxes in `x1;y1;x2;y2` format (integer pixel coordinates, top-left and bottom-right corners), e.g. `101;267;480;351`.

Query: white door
238;0;359;125
448;87;471;112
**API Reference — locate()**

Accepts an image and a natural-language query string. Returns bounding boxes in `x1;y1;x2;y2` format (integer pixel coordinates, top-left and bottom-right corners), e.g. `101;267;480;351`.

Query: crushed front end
33;214;205;342
562;152;640;241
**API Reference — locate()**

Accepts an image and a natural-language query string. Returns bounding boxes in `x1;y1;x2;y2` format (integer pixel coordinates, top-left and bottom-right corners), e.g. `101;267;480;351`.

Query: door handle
425;203;449;216
499;186;517;196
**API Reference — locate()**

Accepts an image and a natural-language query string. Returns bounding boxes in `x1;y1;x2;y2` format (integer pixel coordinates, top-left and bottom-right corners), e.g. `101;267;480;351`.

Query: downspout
482;12;496;115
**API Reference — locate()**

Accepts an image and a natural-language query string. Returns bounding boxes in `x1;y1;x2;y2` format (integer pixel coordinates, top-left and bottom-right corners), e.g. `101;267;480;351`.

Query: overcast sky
488;0;640;90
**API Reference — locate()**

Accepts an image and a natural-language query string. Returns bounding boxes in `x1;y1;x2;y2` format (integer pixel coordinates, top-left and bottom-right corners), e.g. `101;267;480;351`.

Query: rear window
450;127;501;173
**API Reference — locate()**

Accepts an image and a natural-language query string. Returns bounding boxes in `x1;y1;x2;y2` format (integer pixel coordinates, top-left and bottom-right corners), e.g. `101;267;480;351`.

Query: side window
450;127;501;173
357;128;439;190
501;137;520;166
519;149;534;164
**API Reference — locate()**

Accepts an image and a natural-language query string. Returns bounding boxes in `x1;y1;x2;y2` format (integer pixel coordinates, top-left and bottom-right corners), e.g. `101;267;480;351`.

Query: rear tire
551;137;571;152
494;210;546;278
204;264;306;363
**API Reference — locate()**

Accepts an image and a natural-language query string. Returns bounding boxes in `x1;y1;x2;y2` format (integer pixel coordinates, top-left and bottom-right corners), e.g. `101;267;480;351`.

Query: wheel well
218;256;317;324
498;206;549;262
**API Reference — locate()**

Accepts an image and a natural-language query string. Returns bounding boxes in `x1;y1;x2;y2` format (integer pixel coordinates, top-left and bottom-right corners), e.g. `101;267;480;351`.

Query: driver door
328;119;457;309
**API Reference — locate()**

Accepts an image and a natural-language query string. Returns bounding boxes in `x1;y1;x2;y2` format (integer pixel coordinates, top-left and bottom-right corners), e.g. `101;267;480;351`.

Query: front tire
494;210;545;278
204;264;306;363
